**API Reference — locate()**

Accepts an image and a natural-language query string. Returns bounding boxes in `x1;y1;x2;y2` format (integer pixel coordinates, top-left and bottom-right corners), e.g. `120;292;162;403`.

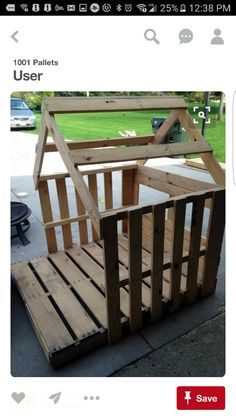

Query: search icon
144;29;160;45
198;111;206;119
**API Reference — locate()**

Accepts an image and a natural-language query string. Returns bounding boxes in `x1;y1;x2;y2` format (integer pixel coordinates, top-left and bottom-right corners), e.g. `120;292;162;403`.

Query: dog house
12;96;225;368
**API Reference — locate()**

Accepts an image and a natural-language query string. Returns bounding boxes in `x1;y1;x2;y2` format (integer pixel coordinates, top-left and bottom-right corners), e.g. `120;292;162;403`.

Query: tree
217;92;225;121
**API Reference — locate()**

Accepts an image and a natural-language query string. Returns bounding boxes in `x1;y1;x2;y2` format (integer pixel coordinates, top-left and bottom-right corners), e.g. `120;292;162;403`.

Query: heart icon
11;392;25;404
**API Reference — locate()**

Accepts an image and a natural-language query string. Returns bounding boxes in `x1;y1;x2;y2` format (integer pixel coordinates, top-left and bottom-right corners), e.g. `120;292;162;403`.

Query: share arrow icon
49;392;62;404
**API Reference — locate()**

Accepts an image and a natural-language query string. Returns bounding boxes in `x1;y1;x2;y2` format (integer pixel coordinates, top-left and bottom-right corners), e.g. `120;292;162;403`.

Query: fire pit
11;201;31;245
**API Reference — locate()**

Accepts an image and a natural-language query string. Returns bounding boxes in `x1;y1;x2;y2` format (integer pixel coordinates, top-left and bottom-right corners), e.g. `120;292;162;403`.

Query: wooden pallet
12;230;206;368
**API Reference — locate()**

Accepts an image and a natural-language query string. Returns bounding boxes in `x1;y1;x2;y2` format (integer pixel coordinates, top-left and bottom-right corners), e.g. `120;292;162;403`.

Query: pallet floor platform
12;231;206;368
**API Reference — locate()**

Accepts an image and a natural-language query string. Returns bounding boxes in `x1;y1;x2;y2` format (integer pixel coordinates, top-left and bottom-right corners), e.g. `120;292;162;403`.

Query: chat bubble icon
179;29;193;44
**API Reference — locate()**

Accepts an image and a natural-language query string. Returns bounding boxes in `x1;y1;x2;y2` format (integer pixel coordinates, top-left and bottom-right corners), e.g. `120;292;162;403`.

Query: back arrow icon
11;31;19;43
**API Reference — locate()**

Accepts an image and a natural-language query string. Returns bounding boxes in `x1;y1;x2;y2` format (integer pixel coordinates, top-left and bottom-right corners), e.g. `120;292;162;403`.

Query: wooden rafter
43;110;101;235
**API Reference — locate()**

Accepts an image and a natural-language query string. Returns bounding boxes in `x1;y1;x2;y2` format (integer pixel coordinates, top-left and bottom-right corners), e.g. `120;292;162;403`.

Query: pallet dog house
12;96;225;367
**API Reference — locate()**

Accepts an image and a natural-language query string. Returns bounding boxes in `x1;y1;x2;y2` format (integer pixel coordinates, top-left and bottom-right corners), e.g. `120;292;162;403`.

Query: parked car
10;98;37;129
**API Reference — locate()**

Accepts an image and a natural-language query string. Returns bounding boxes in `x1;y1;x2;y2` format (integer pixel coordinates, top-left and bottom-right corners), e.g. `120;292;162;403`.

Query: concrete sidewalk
11;131;225;377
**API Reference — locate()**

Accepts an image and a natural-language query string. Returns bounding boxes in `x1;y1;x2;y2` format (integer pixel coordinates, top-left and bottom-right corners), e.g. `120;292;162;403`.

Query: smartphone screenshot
0;1;234;417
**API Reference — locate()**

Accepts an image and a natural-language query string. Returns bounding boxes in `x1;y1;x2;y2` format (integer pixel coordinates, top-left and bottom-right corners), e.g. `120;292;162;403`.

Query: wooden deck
12;231;205;368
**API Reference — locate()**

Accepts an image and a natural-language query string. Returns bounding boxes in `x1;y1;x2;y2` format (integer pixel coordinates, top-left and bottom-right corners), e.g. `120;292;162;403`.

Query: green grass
26;101;225;162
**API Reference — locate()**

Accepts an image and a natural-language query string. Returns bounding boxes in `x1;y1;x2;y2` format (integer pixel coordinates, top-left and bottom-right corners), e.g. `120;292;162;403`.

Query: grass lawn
26;101;225;162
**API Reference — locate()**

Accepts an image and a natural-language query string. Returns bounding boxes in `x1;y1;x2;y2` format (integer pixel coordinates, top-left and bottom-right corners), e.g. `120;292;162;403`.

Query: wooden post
55;178;73;249
128;209;142;332
88;174;99;241
101;216;121;344
150;203;166;321
201;189;225;297
104;172;113;210
38;180;57;253
170;198;186;311
122;169;139;232
75;188;88;245
186;195;205;303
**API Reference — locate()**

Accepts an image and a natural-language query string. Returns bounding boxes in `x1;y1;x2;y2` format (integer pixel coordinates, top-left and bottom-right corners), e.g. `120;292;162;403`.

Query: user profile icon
211;29;224;45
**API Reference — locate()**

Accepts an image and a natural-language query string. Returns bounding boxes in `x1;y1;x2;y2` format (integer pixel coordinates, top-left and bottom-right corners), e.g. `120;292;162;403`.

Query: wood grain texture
56;178;73;249
70;141;212;166
43;96;187;113
100;216;122;343
186;195;205;303
33;116;48;189
38;180;57;253
170;198;186;311
128;209;143;332
150;203;166;321
201;189;225;296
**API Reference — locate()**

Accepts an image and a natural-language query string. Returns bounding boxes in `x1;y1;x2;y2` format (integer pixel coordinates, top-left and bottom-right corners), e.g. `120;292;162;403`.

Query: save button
177;386;225;410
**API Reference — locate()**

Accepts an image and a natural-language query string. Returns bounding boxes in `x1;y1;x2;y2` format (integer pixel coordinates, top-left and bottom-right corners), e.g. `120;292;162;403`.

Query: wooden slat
82;241;138;318
31;257;97;338
88;174;99;241
56;178;73;249
201;189;225;296
102;188;219;222
33;116;48;189
186;195;205;303
70;140;212;166
177;109;225;186
150;203;166;321
170;198;186;311
118;233;151;267
104;172;113;210
12;263;74;353
128;210;143;332
67;244;130;319
44;111;101;236
122;169;138;232
49;252;107;328
44;135;154;152
43;96;187;113
101;216;122;343
136;172;188;196
137;165;218;193
82;242;128;282
67;247;106;291
186;158;225;171
38;180;57;253
45;214;88;229
75;189;89;245
39;163;138;182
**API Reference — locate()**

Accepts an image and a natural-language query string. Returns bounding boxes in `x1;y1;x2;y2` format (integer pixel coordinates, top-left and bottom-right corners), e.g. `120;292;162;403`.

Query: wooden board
43;96;187;113
70;140;212;166
33;116;48;189
128;210;143;332
56;178;73;248
30;256;97;338
11;262;74;354
185;158;225;172
44;135;154;152
38;180;57;253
